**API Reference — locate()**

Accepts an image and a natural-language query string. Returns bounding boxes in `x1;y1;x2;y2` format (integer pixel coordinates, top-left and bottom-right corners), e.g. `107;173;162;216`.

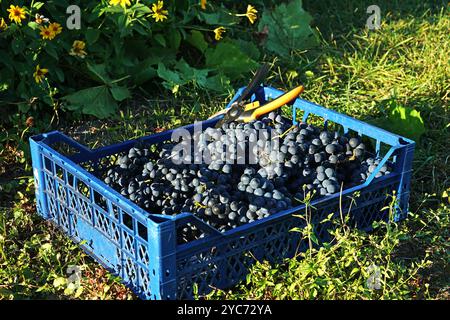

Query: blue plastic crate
29;86;415;299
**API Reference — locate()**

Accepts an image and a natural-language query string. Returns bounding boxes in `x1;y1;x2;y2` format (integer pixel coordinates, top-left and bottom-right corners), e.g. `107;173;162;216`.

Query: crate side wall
394;142;415;221
175;176;401;299
30;139;50;219
29;139;173;299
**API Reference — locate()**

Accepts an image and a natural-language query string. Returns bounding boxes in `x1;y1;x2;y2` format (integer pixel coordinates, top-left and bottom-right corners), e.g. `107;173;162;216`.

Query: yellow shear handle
251;85;304;120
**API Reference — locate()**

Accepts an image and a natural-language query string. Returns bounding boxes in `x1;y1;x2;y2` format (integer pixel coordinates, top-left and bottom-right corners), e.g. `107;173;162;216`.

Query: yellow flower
33;65;48;84
70;40;87;59
200;0;207;10
151;1;168;22
49;22;62;35
7;5;26;25
0;18;7;31
236;4;258;24
109;0;131;8
39;26;56;40
245;5;258;24
213;27;226;41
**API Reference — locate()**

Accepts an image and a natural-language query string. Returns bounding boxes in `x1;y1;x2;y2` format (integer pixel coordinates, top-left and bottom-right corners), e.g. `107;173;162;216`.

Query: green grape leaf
86;28;101;45
132;59;158;85
198;10;237;25
175;60;209;87
157;63;184;85
203;74;231;92
370;102;426;142
205;42;259;79
86;63;111;85
257;0;319;57
63;86;118;118
186;30;208;53
110;85;130;102
230;39;261;61
167;29;182;50
154;34;167;47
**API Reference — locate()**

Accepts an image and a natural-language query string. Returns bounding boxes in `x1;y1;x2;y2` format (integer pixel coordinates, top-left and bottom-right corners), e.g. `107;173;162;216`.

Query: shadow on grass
304;0;448;37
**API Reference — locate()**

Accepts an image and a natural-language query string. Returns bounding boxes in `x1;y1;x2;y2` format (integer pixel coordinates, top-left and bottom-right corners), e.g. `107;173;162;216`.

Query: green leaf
257;0;319;57
157;63;184;85
370;101;426;142
0;81;9;92
0;50;15;70
156;59;227;92
54;67;65;82
53;277;67;288
74;286;84;298
110;86;130;102
167;29;182;50
86;28;101;45
86;63;111;84
63;86;118;118
17;80;28;99
27;21;39;30
205;42;259;79
203;74;231;92
199;10;237;25
104;5;126;14
310;233;319;245
154;34;166;47
23;25;38;39
32;2;45;9
44;44;59;60
117;14;131;37
18;102;31;113
133;66;157;85
132;3;152;14
112;37;124;57
131;57;158;85
186;30;208;53
143;45;176;64
230;39;261;60
11;38;25;55
350;268;360;277
133;24;150;36
175;60;209;87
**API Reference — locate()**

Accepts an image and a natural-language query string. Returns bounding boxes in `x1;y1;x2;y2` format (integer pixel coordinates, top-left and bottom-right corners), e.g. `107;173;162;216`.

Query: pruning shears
209;64;305;127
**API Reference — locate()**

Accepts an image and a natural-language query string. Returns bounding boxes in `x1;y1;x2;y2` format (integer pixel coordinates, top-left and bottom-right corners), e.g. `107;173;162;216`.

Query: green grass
0;0;448;300
205;201;449;300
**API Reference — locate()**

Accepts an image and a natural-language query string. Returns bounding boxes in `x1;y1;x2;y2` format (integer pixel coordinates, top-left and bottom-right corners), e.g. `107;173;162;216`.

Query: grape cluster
101;112;392;242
